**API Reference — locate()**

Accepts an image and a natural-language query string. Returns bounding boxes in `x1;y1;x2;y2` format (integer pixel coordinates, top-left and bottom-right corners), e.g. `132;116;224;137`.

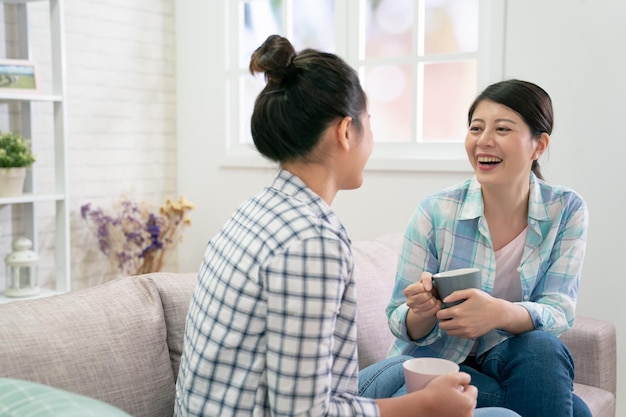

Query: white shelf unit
0;0;69;303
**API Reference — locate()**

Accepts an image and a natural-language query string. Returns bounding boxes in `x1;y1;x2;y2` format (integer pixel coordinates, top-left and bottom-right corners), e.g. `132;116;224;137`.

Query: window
224;0;505;171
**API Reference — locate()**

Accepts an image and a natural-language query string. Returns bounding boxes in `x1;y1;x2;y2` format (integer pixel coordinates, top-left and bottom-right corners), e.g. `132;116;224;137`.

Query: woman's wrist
493;298;534;334
406;308;438;340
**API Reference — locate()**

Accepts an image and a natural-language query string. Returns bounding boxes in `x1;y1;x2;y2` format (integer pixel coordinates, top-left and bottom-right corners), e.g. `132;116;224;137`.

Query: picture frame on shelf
0;59;39;93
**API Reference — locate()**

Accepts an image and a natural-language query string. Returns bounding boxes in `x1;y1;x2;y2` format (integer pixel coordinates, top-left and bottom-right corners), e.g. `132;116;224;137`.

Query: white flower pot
0;167;26;197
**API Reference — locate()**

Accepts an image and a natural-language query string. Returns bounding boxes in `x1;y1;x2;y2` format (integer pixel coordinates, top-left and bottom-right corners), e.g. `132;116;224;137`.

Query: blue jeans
359;355;520;417
461;330;591;417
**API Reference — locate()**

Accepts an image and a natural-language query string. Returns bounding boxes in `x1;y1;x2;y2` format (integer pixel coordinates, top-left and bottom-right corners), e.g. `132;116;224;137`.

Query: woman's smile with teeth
478;156;502;165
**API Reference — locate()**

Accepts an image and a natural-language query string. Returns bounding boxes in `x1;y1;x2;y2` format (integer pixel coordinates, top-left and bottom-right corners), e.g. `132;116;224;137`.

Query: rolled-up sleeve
519;194;588;335
386;202;442;346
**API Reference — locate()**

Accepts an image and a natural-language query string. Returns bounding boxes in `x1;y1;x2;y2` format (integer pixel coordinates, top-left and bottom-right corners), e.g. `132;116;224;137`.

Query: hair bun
249;34;296;83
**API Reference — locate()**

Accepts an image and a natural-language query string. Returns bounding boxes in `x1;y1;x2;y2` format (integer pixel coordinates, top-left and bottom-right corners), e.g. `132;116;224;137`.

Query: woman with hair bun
175;35;518;417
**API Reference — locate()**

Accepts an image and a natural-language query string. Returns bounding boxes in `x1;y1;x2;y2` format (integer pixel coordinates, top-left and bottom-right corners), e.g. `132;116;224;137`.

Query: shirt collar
459;176;484;220
527;173;550;222
459;173;550;223
270;169;347;234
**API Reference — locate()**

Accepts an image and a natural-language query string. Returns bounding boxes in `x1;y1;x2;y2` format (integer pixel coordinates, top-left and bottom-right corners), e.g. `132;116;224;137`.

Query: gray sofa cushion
0;276;175;417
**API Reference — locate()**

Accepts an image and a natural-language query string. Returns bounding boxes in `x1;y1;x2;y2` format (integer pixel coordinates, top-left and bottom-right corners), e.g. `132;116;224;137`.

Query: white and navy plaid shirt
175;170;379;417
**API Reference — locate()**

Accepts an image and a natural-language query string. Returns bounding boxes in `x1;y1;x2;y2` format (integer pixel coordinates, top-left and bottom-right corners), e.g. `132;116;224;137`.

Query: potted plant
0;131;36;197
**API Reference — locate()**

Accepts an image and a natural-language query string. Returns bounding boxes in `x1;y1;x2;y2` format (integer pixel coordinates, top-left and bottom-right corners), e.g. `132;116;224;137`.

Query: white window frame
222;0;505;172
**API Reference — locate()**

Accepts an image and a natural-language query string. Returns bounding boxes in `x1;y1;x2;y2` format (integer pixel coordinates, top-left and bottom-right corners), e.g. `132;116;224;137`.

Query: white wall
177;0;623;413
0;0;177;289
503;2;625;413
63;0;178;288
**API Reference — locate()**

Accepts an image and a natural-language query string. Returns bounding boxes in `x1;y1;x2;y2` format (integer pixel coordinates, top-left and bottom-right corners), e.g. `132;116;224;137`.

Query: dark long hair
467;79;553;180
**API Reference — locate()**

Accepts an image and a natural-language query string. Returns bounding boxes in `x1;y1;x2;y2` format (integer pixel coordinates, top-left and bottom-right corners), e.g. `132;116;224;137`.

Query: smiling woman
387;79;591;417
466;79;553;181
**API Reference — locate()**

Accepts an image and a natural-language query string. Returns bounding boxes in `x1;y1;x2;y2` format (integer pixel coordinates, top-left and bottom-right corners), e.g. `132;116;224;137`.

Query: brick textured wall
0;0;176;290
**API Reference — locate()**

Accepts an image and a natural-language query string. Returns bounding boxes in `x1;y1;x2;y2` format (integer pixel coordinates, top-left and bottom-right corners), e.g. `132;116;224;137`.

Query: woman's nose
476;129;494;147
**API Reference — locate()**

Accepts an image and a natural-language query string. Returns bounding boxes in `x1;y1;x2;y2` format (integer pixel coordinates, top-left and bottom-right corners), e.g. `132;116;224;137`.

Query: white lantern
4;237;40;297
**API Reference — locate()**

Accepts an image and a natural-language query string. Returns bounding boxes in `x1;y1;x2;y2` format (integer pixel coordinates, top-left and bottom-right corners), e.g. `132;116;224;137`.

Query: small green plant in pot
0;131;36;197
0;131;35;168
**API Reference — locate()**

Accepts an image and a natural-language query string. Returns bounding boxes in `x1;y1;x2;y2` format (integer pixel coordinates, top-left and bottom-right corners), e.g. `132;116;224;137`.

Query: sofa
0;234;616;416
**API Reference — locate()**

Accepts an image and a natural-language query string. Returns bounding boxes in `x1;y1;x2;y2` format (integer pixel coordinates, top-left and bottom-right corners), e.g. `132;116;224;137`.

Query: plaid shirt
175;170;379;417
386;174;588;363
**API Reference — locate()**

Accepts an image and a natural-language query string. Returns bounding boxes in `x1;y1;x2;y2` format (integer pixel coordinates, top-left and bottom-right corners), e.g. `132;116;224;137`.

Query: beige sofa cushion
352;233;403;369
146;272;197;381
0;276;175;417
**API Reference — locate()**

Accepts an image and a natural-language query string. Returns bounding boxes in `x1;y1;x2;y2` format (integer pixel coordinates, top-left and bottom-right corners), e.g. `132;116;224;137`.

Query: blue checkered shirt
175;170;379;417
386;174;588;363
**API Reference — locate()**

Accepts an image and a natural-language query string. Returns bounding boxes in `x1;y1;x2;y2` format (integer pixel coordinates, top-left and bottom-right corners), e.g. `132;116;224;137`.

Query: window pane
240;0;284;69
292;0;335;52
364;64;413;143
421;61;476;142
364;0;414;59
239;75;266;144
424;0;478;55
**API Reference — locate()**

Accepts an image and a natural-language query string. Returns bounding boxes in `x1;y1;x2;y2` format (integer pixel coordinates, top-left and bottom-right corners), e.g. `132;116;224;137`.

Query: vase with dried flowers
0;131;36;197
80;195;195;276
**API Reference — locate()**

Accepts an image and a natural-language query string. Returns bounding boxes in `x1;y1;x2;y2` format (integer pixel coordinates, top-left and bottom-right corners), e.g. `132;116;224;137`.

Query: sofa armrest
560;316;616;396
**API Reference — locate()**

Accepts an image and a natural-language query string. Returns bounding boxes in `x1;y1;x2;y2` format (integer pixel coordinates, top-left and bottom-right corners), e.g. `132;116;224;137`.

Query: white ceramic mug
403;357;460;392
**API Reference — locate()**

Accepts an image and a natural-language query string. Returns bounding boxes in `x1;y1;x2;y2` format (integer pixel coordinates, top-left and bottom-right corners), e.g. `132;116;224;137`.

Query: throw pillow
0;378;132;417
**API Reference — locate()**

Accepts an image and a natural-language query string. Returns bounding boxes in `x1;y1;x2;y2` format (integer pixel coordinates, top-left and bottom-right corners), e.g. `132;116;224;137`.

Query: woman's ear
533;133;550;159
336;116;352;151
